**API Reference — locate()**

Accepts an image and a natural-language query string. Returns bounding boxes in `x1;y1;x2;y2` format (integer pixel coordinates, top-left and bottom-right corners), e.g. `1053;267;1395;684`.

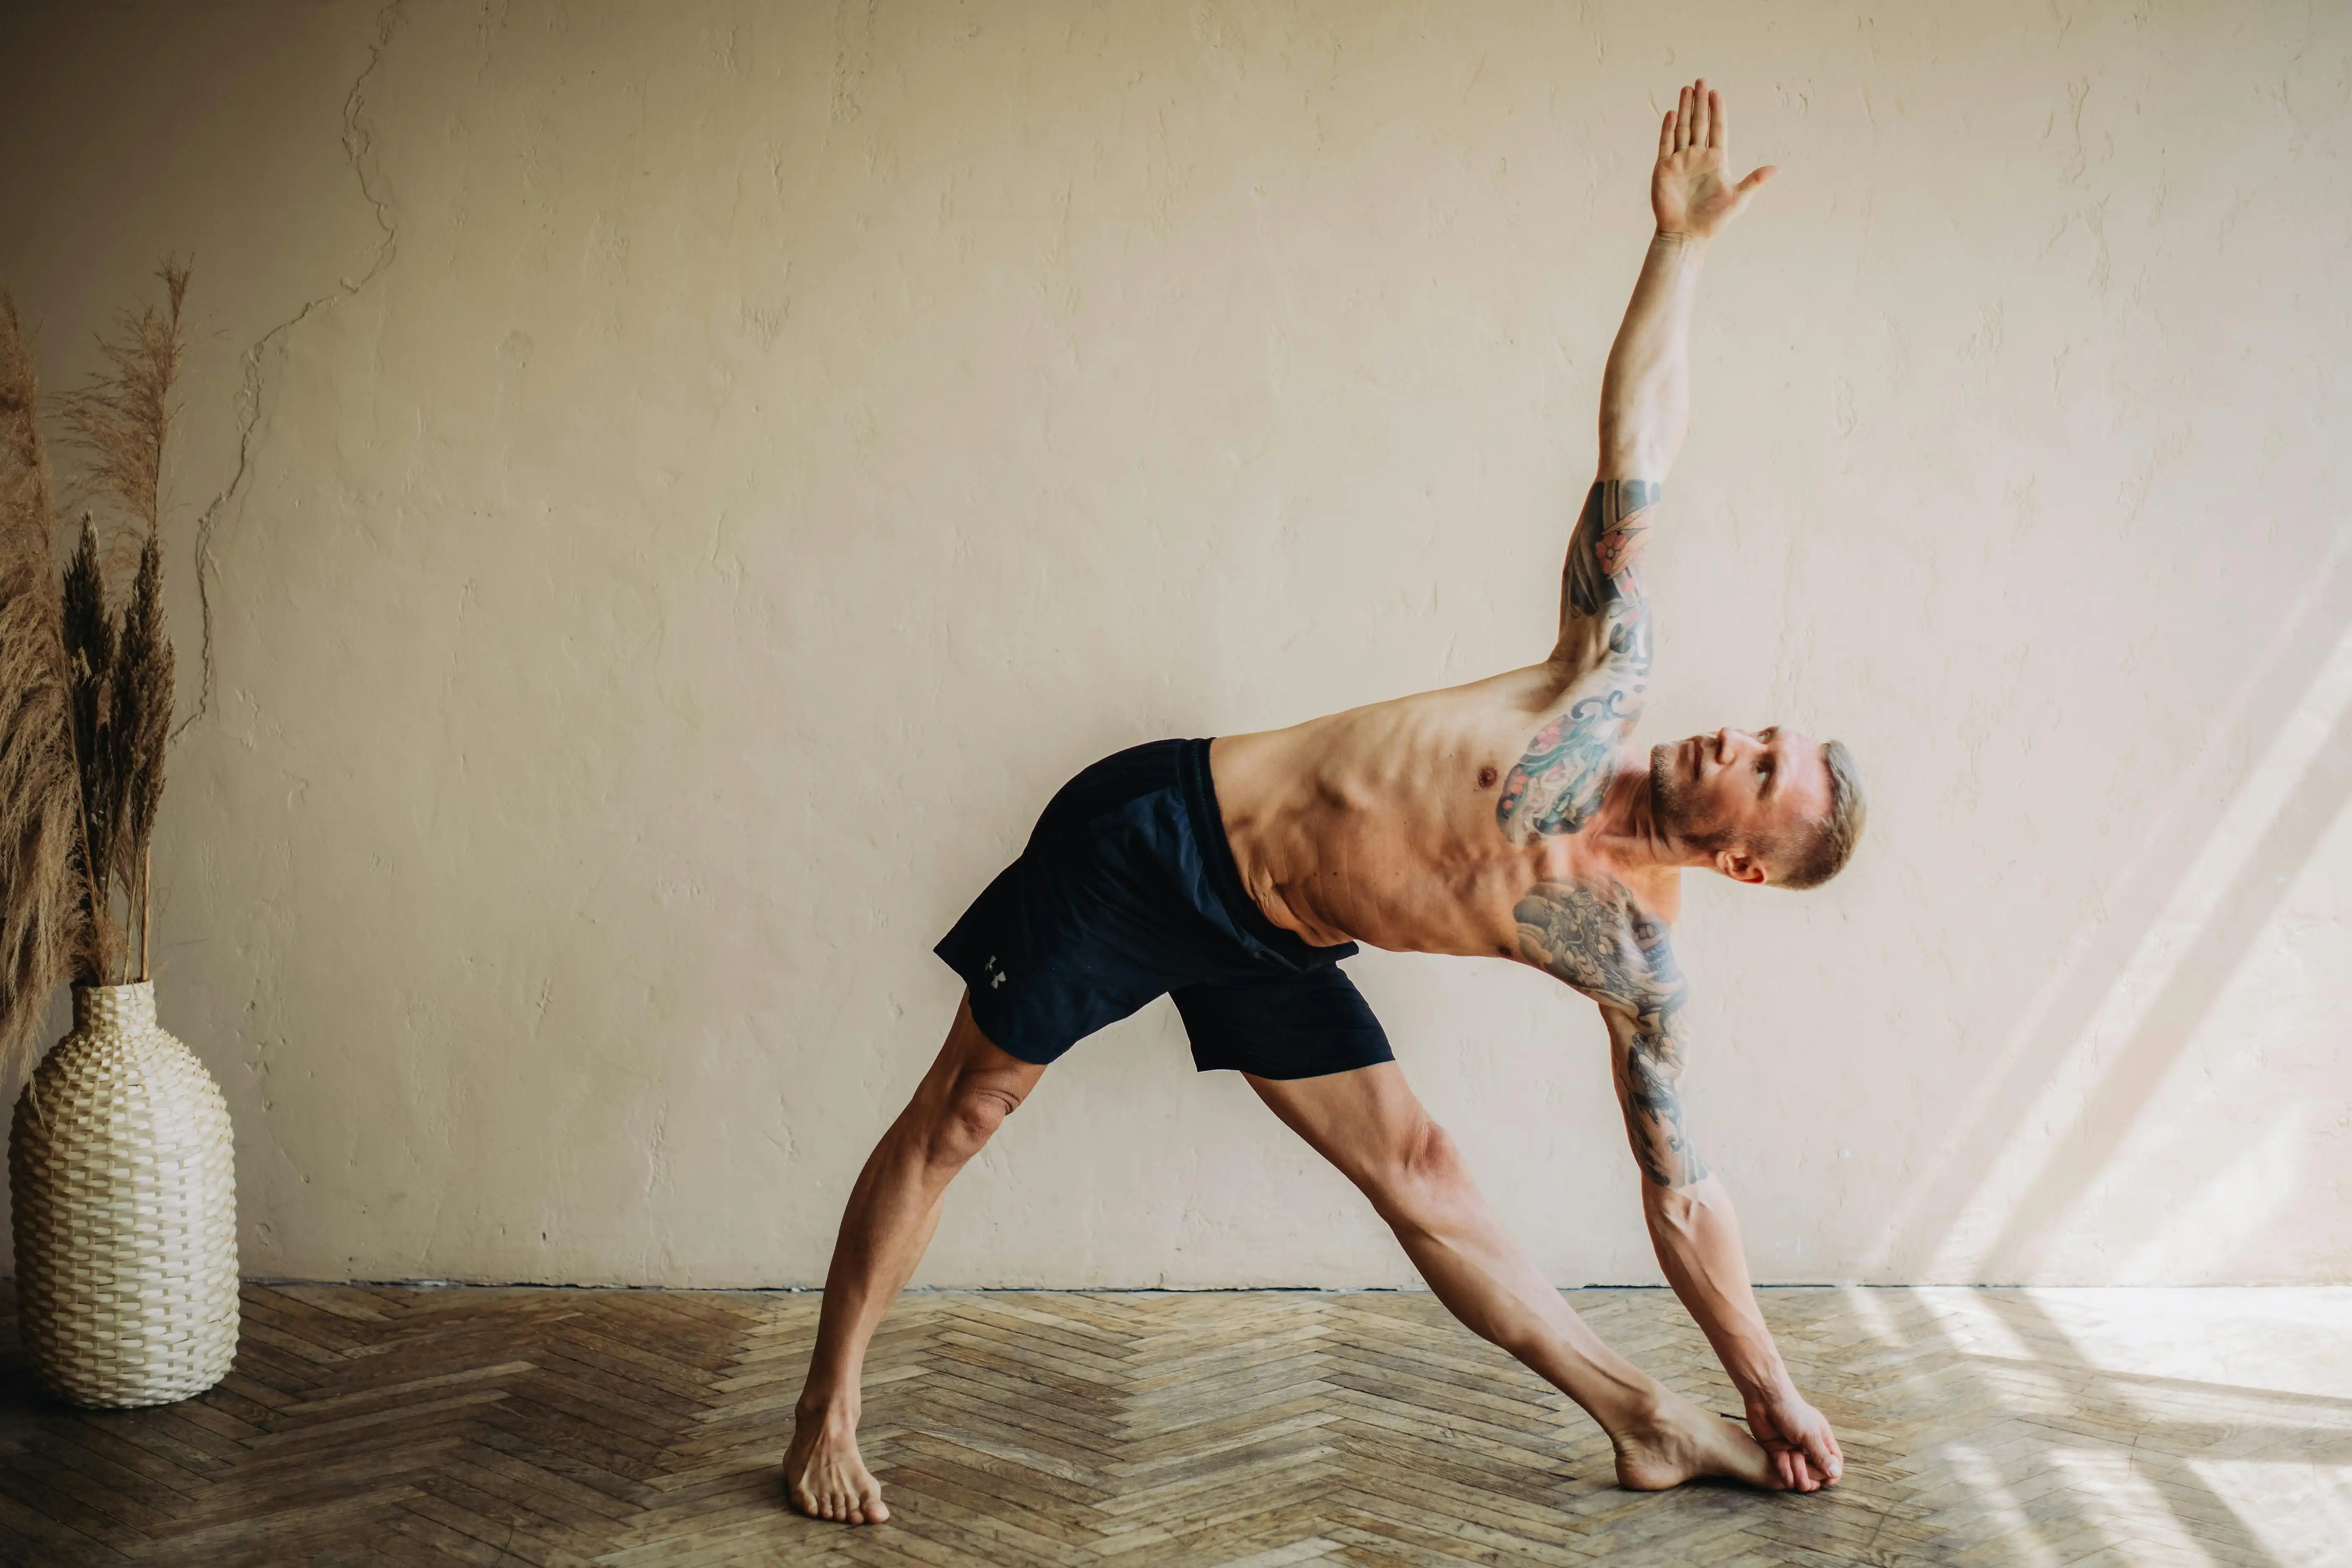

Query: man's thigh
1243;1059;1430;1192
903;990;1049;1120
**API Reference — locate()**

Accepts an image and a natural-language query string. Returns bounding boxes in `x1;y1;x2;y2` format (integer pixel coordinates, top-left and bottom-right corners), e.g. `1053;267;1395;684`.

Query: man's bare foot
1611;1389;1781;1491
785;1403;889;1524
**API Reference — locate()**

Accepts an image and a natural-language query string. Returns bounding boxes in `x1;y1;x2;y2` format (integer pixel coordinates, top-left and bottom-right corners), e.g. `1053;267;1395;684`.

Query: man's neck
1588;742;1691;872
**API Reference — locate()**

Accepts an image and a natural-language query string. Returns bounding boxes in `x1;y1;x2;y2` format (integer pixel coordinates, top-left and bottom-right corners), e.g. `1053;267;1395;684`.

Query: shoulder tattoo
1515;876;1705;1189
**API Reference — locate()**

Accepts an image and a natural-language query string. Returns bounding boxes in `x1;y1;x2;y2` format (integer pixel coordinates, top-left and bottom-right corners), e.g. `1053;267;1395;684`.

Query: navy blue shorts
935;738;1394;1080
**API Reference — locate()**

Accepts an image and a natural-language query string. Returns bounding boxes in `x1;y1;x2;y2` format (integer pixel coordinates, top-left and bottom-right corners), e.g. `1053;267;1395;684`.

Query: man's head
1648;727;1865;888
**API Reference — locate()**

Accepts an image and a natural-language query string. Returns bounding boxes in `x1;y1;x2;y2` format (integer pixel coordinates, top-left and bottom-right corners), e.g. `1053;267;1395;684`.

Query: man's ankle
794;1389;860;1427
1597;1375;1675;1440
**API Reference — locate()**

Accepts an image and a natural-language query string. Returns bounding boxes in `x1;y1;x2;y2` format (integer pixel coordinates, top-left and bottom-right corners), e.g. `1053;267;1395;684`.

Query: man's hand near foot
785;1401;890;1525
1743;1380;1845;1492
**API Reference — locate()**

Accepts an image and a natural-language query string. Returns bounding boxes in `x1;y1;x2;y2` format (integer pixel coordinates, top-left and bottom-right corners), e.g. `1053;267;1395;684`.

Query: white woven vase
10;981;239;1408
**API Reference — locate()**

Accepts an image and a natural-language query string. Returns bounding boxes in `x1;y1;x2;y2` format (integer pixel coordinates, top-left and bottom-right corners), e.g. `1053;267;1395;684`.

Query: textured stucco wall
1;1;2346;1287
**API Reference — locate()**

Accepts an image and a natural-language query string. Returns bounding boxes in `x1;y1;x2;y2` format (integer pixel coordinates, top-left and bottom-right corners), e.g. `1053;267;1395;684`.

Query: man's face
1648;726;1831;880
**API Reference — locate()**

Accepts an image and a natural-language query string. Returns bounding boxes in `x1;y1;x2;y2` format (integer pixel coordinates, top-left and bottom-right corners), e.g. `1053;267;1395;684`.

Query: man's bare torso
1211;658;1680;970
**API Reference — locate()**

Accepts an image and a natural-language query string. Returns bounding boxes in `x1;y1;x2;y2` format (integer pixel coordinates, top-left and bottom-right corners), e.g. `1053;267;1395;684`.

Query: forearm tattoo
1495;481;1660;843
1515;876;1706;1189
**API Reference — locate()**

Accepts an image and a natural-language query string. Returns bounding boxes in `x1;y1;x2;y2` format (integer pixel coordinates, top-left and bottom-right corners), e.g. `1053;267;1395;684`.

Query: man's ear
1714;845;1768;884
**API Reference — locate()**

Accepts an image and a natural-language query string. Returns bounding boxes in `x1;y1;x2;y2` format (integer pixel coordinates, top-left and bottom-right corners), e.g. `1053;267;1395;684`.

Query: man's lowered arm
1594;1000;1842;1491
1515;878;1844;1491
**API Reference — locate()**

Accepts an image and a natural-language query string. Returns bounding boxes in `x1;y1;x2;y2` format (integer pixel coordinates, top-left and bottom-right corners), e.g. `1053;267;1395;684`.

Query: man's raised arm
1602;79;1773;479
1552;80;1772;666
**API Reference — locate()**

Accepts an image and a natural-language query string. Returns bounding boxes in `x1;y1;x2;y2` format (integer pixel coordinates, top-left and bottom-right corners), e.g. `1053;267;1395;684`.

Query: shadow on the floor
1832;1285;2352;1565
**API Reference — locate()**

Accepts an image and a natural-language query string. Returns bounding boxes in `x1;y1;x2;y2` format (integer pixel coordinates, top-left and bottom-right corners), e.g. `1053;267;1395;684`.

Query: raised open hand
1651;79;1776;239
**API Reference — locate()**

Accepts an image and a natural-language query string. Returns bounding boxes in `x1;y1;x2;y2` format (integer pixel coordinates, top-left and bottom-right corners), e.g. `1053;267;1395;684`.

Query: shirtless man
788;80;1864;1524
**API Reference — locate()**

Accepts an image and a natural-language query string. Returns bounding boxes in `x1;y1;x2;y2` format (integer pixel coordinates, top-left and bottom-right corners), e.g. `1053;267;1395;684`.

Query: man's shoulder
1512;864;1685;1016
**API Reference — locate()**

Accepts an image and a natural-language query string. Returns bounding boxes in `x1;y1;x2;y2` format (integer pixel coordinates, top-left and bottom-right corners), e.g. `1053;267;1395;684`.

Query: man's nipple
1476;765;1499;790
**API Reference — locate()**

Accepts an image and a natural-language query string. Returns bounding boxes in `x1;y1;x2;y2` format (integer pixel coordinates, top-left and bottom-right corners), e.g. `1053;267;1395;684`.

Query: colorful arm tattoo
1495;481;1660;843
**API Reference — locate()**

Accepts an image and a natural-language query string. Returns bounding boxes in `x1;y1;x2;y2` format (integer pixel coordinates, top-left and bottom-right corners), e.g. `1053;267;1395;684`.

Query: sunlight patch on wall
1863;535;2352;1281
1929;626;2352;1280
2114;1099;2301;1284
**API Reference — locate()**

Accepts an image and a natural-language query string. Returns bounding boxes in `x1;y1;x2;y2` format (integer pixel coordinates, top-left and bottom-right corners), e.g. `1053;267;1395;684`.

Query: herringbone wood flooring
1;1285;2345;1565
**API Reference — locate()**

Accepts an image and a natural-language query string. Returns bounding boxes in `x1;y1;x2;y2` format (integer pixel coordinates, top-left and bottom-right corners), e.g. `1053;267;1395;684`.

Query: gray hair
1773;739;1866;890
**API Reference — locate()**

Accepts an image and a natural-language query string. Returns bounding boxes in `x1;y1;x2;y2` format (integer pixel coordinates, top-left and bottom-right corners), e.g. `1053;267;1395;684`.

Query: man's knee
1364;1114;1469;1231
920;1071;1029;1171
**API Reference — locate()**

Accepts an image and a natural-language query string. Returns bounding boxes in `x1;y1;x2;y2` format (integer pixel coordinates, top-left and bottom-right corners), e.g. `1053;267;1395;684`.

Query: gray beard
1648;741;1692;837
1650;739;1732;856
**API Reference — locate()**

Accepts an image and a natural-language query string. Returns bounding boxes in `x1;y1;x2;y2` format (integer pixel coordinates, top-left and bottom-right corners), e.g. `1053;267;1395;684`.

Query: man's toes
863;1492;891;1523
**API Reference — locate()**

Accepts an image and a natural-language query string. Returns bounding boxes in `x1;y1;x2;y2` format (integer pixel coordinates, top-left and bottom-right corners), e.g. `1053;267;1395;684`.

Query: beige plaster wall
2;1;2347;1287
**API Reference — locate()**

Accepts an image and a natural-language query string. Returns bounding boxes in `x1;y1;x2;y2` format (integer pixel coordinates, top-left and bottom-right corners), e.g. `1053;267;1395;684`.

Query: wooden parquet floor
1;1284;2347;1566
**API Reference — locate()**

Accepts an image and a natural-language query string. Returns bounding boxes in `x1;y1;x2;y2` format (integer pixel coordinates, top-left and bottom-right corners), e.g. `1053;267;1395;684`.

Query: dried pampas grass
0;262;190;1076
64;263;188;572
117;531;173;971
61;518;127;983
0;290;90;1080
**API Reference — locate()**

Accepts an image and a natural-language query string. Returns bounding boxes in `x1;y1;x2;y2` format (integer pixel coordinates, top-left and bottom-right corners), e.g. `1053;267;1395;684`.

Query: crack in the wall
173;0;407;743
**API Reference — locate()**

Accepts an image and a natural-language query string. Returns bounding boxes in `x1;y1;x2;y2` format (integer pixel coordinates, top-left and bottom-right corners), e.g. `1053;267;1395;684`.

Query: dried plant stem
62;700;106;966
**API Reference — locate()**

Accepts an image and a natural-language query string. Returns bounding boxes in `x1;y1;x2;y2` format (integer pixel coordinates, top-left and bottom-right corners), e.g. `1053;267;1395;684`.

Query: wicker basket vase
10;981;238;1407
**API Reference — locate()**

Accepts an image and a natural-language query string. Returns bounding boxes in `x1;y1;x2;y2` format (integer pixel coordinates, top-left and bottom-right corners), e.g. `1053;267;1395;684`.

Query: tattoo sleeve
1495;481;1659;844
1514;877;1706;1190
1560;479;1659;625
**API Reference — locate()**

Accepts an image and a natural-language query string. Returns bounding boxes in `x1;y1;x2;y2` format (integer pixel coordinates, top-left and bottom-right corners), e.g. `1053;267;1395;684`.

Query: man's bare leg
786;992;1046;1524
1247;1061;1781;1490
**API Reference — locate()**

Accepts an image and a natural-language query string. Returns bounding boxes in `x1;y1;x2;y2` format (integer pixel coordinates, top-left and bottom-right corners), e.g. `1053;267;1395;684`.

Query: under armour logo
984;955;1008;989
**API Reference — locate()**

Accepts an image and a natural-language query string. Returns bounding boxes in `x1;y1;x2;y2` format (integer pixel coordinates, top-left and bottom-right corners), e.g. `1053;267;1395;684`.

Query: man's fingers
1690;78;1711;147
1677;84;1692;149
1735;164;1778;194
1660;109;1676;158
1707;86;1725;149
